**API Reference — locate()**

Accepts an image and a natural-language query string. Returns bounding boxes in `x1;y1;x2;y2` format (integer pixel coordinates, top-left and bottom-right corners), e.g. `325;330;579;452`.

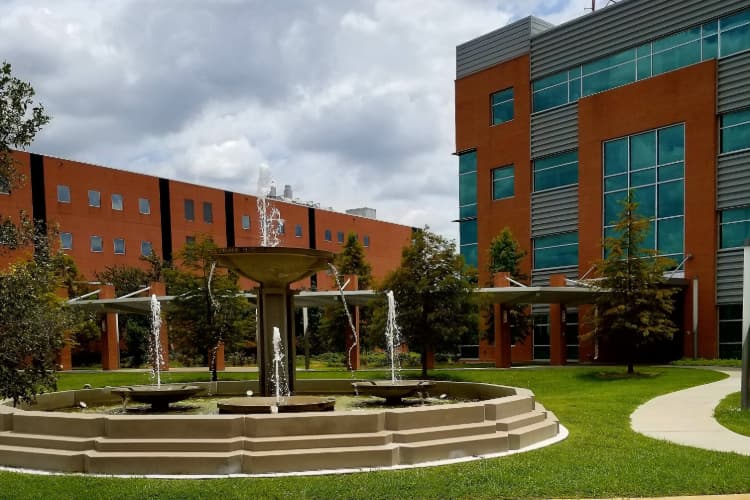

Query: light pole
742;241;749;410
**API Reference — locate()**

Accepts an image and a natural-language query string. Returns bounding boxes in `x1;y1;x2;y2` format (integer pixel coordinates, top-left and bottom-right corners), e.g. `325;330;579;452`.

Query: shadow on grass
576;369;663;382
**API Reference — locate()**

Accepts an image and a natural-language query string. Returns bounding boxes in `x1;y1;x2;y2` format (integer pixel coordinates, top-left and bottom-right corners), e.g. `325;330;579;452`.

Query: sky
1;0;596;244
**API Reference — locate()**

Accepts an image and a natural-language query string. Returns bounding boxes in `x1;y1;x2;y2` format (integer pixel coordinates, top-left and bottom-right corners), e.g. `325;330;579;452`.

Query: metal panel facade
530;103;578;158
717;249;744;304
531;185;578;237
530;0;749;79
717;151;750;209
718;51;750;112
457;16;553;79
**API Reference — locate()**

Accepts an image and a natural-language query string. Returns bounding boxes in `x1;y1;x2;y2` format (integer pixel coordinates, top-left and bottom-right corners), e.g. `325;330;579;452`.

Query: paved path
631;369;750;455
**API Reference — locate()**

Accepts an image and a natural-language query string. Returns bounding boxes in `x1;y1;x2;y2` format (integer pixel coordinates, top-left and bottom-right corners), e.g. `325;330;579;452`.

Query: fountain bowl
217;395;336;414
352;380;436;405
110;384;203;412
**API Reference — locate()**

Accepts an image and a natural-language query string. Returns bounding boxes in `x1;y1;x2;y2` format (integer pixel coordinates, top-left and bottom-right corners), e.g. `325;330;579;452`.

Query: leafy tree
592;193;678;374
165;237;254;380
378;229;476;376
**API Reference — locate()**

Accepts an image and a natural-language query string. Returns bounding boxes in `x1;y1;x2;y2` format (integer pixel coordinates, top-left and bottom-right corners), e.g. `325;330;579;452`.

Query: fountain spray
149;294;163;387
385;291;403;383
328;263;359;374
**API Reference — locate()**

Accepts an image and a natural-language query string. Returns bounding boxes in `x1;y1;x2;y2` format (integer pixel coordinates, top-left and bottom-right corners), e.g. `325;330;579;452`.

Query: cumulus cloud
0;0;585;243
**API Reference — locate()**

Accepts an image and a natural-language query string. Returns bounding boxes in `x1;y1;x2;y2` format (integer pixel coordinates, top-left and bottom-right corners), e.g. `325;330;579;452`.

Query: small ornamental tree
593;193;678;374
378;229;476;376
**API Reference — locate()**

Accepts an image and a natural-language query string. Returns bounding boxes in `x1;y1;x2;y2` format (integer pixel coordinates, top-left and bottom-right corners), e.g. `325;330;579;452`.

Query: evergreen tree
593;193;678;374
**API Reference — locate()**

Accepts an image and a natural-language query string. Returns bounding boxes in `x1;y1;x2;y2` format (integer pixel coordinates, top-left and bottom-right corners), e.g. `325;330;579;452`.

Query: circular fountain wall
0;379;563;476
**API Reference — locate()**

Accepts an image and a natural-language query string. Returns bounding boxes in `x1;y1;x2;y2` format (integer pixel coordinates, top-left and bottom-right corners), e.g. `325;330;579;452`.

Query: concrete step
398;432;509;464
94;437;245;453
248;430;392;451
0;431;95;451
483;395;535;420
0;444;84;472
247;444;399;474
495;410;547;431
392;421;497;443
508;418;559;450
85;450;245;475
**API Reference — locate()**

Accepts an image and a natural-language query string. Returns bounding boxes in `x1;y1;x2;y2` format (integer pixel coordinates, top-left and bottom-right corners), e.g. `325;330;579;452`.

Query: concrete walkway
631;369;750;455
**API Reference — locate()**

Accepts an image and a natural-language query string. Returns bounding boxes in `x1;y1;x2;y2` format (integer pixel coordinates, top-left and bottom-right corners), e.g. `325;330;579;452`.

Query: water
328;263;359;373
149;294;163;387
271;326;289;404
256;166;284;247
385;291;402;383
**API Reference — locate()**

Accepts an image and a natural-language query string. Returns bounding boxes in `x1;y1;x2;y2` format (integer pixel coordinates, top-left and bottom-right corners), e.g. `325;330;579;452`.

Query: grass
2;366;749;499
715;391;750;437
671;358;742;368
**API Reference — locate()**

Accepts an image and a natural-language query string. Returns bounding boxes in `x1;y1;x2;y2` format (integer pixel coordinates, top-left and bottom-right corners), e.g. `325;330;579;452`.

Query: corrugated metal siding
718;51;750;113
530;103;578;158
531;266;579;286
457;16;553;79
717;249;744;304
531;185;578;236
530;0;749;79
717;151;750;209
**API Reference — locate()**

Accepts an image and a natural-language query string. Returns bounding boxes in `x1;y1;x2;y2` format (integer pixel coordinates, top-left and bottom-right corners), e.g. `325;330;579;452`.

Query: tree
165;237;254;380
378;229;476;376
485;228;531;343
0;61;50;191
592;193;678;374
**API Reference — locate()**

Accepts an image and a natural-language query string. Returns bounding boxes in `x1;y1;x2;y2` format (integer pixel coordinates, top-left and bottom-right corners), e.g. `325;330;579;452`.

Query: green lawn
715;391;750;437
2;366;749;499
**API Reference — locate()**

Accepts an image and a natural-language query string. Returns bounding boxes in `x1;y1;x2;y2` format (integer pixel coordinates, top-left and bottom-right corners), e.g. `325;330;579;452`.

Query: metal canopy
475;286;604;305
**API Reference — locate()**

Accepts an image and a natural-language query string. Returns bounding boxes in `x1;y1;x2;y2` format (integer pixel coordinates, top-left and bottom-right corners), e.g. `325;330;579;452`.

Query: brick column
99;284;119;370
343;274;360;370
493;272;512;368
214;343;226;371
149;282;170;371
549;274;567;366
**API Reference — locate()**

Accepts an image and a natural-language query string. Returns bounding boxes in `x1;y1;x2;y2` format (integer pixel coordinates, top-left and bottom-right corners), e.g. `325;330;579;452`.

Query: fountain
110;294;200;411
352;290;435;403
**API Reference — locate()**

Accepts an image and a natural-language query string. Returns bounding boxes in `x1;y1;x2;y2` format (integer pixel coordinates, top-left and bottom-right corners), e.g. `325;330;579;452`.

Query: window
337;231;344;243
241;214;250;230
458;151;477;219
490;88;513;125
534;232;578;269
324;229;332;241
492;165;514;200
184;199;195;221
720;206;750;248
60;232;72;250
111;193;123;211
718;305;743;359
57;185;71;203
141;241;153;256
203;202;213;223
720;10;750;57
295;224;303;237
603;124;685;260
534;151;578;191
88;190;101;207
363;235;370;247
0;175;9;194
186;235;196;245
90;235;103;253
532;313;550;360
138;198;150;214
720;108;750;154
113;238;125;255
460;219;478;268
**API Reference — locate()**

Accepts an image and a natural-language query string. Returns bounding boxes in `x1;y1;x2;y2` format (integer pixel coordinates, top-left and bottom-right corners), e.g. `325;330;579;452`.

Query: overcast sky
2;0;596;244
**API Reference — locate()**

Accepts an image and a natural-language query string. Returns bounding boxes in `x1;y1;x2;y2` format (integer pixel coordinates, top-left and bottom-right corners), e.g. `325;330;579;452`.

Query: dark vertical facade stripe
224;191;235;248
29;153;46;223
158;178;173;262
307;207;316;249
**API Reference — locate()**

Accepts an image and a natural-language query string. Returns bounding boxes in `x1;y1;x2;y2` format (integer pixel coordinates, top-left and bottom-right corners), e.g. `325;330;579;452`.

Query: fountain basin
218;396;336;414
110;384;203;411
352;380;436;405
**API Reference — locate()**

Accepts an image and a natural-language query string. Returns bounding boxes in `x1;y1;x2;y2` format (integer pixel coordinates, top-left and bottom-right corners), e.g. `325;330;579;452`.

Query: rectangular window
459;219;478;268
492;165;514;200
295;224;303;237
57;185;71;203
718;304;743;359
90;235;103;253
241;214;250;230
363;235;370;247
113;238;125;255
337;231;344;243
458;151;477;219
720;108;750;154
532;313;551;360
184;199;195;221
720;206;750;248
490;88;513;125
534;232;578;269
203;202;213;223
325;229;332;241
60;232;72;250
720;10;750;57
111;193;123;211
603;124;685;260
88;190;101;208
138;198;150;215
186;235;196;245
533;151;578;191
141;241;153;256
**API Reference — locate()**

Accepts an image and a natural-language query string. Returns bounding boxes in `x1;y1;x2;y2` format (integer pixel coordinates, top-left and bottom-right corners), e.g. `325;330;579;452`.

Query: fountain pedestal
214;247;334;396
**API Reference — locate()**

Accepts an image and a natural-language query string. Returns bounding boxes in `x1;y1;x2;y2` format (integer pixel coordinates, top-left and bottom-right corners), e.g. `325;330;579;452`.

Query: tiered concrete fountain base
0;379;562;476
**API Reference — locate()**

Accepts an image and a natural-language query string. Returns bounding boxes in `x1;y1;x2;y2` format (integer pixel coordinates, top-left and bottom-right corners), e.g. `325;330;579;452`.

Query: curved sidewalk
631;369;750;455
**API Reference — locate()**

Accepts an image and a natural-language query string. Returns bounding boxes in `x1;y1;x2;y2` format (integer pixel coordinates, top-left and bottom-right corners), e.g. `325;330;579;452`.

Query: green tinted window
720;23;750;57
492;166;514;200
604;138;628;175
652;26;700;53
533;151;578;191
630;168;655;187
534;232;578;269
533;83;567;112
658;180;684;217
582;61;636;96
720;207;750;248
657;217;684;256
658;125;684;164
718;304;743;359
491;88;514;125
582;49;635;75
604;191;627;225
721;110;750;153
702;35;718;59
652;39;701;76
458;150;476;174
630;131;656;169
460;244;478;268
532;71;567;91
